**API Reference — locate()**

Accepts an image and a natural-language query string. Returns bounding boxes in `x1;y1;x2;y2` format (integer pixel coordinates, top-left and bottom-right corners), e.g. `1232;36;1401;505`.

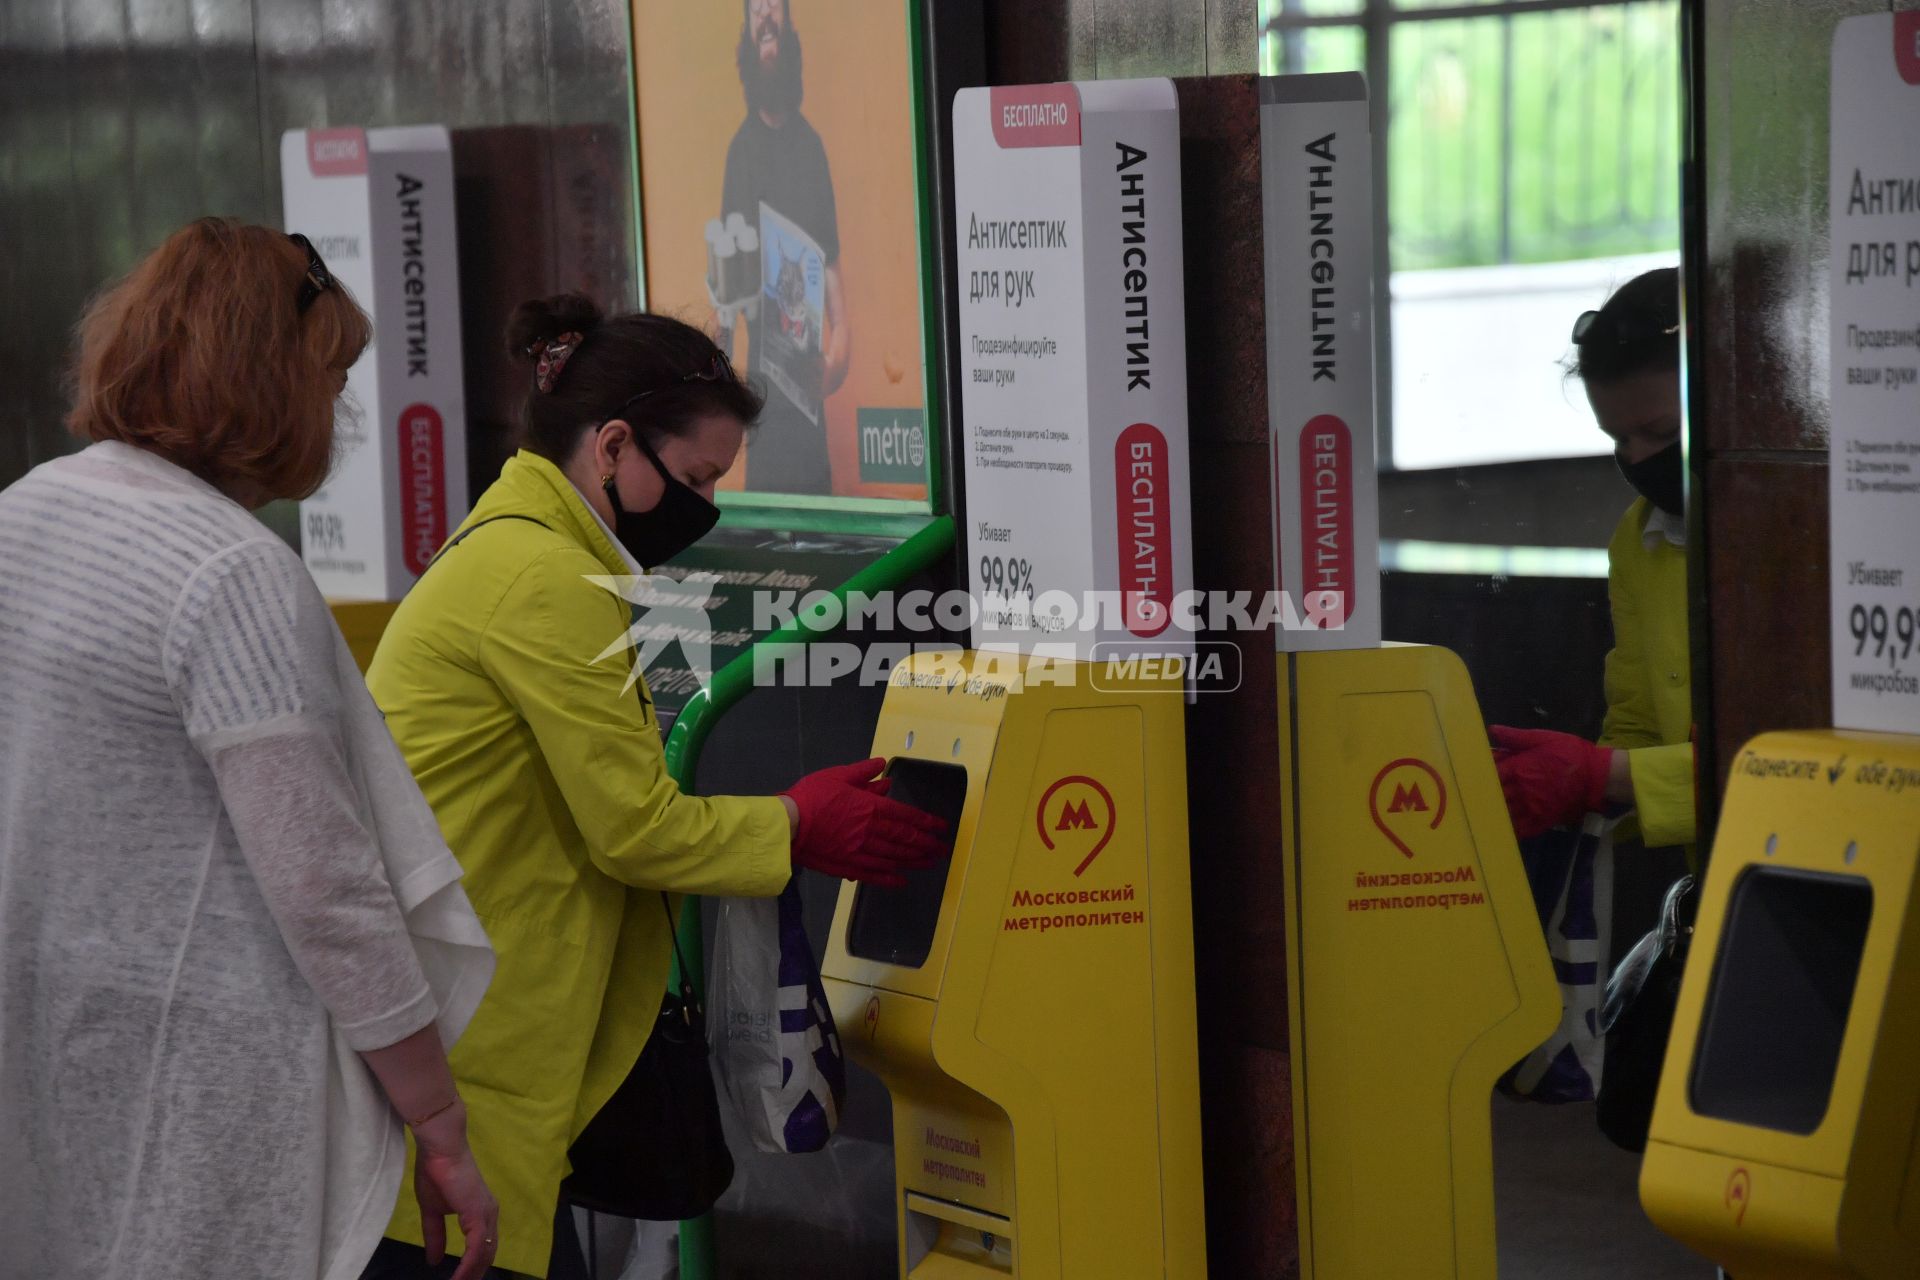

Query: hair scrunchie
532;331;584;394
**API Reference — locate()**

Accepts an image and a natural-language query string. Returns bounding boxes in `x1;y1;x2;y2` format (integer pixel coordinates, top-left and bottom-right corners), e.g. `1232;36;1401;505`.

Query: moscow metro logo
1368;757;1446;859
1057;799;1097;830
1387;781;1429;813
1036;775;1116;876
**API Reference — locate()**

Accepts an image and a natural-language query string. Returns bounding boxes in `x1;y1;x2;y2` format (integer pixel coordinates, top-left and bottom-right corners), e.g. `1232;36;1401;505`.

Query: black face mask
1616;440;1684;518
603;435;720;568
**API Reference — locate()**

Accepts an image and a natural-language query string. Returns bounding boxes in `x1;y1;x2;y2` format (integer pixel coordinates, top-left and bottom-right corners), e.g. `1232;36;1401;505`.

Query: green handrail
661;513;955;1279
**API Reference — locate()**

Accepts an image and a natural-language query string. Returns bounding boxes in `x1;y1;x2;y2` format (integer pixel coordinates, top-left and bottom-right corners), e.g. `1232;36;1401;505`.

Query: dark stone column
1176;74;1300;1280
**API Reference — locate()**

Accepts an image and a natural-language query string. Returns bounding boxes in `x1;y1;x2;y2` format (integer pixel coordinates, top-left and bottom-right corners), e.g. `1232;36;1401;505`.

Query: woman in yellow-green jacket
358;295;947;1280
1490;267;1695;850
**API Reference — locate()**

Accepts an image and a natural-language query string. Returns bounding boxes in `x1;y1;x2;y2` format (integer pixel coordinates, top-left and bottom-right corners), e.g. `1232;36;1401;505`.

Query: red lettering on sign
990;84;1082;148
1036;775;1116;876
1298;414;1354;629
1115;422;1171;637
1367;758;1447;859
307;127;368;177
1897;13;1920;86
397;403;446;576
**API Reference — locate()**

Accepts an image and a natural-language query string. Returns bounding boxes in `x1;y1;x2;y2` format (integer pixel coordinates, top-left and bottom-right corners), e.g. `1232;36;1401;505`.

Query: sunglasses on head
1572;309;1681;345
288;233;334;314
611;351;737;418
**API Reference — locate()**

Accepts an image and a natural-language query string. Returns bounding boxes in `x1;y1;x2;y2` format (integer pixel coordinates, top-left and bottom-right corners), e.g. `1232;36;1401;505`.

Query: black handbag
1595;873;1698;1153
562;894;735;1220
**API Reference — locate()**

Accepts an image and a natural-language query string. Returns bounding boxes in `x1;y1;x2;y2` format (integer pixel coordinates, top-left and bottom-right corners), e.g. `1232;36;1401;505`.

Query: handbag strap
422;513;553;574
660;893;699;1018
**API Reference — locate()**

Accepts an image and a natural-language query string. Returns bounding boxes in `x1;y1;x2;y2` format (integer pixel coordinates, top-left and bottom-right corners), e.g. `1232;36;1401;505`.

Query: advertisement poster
757;201;827;428
632;0;934;507
1829;13;1920;731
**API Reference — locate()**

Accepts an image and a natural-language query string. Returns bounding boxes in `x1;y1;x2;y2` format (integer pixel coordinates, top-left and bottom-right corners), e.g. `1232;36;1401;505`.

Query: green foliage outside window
1261;1;1680;271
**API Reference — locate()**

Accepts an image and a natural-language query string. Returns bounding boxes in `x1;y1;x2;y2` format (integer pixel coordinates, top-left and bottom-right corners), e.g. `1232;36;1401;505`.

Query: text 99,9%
1850;602;1920;668
980;555;1035;601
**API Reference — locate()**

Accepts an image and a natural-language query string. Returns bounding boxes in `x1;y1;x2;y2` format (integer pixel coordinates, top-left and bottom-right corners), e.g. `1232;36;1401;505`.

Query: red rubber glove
783;757;951;886
1487;725;1614;840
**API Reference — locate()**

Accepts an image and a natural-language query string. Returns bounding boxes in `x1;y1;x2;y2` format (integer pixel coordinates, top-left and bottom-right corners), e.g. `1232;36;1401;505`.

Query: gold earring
599;472;614;486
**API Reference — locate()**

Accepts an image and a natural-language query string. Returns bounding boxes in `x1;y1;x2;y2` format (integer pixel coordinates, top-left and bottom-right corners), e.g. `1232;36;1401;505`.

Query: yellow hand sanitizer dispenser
1277;645;1562;1279
821;651;1208;1280
826;74;1208;1278
1640;730;1920;1279
1258;72;1560;1278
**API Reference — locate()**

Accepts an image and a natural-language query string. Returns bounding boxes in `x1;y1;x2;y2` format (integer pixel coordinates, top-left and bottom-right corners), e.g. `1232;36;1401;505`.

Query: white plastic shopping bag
710;878;846;1154
1505;811;1617;1102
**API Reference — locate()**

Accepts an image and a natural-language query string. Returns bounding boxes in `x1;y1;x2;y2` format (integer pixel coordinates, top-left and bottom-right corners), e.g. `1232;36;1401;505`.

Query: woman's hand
783;757;950;885
410;1100;500;1280
1487;725;1615;839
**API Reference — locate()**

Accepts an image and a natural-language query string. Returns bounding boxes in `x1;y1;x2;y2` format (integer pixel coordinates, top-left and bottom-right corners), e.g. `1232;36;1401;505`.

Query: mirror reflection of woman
1490;267;1694;851
359;295;947;1279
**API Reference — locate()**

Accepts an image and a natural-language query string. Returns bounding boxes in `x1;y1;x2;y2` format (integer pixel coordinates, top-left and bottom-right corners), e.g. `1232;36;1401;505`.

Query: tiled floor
1493;1096;1716;1279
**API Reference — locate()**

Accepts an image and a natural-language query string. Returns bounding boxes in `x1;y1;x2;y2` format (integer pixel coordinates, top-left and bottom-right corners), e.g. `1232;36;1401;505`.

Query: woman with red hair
0;218;500;1279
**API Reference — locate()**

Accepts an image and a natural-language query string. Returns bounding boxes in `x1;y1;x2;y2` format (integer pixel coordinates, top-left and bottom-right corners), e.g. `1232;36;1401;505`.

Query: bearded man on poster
720;0;850;496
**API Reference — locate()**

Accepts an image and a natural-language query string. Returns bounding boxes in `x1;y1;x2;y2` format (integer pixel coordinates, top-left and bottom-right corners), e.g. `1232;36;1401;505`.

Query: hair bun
506;292;605;362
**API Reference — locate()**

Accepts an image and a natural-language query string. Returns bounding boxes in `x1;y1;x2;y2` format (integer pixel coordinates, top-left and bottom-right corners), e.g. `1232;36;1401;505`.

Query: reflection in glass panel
1251;1;1700;1274
1390;3;1680;468
1263;0;1367;25
1261;21;1364;77
1390;7;1678;269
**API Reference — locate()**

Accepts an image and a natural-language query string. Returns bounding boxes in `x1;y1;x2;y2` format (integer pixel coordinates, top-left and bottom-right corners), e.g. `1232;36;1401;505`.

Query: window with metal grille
1261;0;1682;468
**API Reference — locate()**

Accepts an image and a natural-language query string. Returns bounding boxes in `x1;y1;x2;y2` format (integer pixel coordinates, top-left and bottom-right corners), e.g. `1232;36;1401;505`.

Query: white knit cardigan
0;441;493;1279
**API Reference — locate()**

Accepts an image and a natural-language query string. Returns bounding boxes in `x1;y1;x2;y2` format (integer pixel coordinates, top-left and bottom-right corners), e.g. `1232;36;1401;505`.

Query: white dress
0;441;493;1279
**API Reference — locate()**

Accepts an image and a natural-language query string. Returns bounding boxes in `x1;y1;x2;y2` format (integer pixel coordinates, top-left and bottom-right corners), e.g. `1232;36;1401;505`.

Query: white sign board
282;126;469;602
1829;15;1920;730
1261;73;1381;651
952;80;1193;663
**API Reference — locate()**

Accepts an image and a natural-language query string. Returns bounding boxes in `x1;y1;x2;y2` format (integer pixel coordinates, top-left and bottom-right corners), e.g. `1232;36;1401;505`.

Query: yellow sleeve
1600;503;1696;847
1599;507;1664;752
477;548;791;897
1626;741;1695;849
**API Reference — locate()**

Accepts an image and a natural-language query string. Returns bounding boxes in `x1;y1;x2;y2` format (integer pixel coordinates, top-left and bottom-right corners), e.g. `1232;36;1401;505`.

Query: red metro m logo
1368;757;1447;859
1036;775;1117;876
1057;799;1097;831
1387;782;1429;813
